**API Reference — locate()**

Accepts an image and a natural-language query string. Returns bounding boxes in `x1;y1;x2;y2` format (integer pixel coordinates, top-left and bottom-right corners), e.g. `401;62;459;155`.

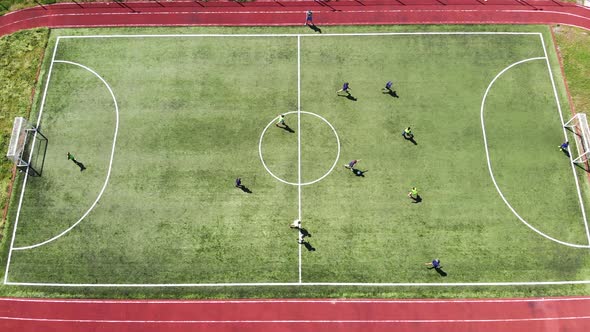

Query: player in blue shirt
305;10;313;25
337;82;351;95
384;81;393;91
559;141;569;152
425;258;441;269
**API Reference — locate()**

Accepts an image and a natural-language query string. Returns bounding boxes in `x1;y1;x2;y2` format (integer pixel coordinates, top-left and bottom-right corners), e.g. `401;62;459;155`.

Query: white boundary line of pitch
5;31;590;287
4;296;590;303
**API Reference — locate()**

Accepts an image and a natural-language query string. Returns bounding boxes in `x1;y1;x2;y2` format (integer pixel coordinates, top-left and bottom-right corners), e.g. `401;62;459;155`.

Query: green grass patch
553;25;590;115
0;28;48;234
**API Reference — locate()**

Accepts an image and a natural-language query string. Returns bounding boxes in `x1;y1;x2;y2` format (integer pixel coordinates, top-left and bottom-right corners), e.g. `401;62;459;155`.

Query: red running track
2;297;590;331
2;0;590;331
1;0;590;37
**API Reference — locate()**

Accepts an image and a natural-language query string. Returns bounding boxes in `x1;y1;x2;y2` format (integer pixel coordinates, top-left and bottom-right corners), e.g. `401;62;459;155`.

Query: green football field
3;25;590;297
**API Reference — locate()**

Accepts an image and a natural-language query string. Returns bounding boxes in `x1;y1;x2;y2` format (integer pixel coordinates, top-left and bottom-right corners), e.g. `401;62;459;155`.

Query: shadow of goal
6;117;48;177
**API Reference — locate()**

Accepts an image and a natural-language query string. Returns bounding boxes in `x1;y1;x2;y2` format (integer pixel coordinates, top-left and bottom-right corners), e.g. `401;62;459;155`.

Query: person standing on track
305;10;313;25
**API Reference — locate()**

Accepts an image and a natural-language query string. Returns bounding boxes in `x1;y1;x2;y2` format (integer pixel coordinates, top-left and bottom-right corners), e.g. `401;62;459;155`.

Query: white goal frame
564;113;590;165
6;116;48;177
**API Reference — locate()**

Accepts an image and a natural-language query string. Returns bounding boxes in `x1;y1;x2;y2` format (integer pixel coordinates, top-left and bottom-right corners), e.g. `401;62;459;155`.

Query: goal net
564;113;590;167
6;117;48;176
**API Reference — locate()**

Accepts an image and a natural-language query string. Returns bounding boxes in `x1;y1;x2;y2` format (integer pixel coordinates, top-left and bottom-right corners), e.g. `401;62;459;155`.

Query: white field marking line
297;35;302;284
57;32;544;39
1;8;590;32
8;280;590;287
3;38;61;284
258;111;341;186
539;33;590;247
2;316;590;324
12;59;120;251
480;56;590;249
5;296;590;303
5;297;590;304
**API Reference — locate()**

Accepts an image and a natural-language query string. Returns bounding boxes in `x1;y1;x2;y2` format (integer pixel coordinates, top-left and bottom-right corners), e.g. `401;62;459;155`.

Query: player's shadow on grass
300;240;316;252
74;161;86;171
237;185;252;194
351;168;367;177
574;162;590;173
338;93;357;101
279;125;295;133
561;149;571;158
403;135;418;145
383;89;399;98
411;195;422;204
428;266;447;277
299;227;311;239
307;23;322;33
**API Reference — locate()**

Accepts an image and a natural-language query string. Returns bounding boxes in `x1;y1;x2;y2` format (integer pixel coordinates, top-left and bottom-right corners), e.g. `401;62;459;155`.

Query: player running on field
67;152;86;171
425;258;441;269
337;82;351;95
408;187;419;200
275;114;287;128
344;159;360;169
384;81;393;91
402;127;413;139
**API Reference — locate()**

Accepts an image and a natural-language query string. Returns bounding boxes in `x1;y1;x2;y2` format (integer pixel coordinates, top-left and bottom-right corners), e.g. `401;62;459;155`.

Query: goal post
564;113;590;166
6;117;48;177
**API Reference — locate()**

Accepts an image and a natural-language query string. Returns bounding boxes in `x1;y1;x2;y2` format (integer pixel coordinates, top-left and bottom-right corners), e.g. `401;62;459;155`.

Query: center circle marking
258;111;341;186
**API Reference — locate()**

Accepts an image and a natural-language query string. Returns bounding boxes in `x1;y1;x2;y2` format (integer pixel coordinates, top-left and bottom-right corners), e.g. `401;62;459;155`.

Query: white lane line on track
1;316;590;323
12;59;120;251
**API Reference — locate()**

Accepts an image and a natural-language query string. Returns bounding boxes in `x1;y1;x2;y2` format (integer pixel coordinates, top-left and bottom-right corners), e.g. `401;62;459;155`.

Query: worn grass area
553;25;590;115
1;25;590;299
0;28;48;231
0;0;55;16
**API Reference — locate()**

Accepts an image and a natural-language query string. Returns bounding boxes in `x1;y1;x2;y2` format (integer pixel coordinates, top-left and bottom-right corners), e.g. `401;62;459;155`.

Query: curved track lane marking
13;60;120;251
2;316;590;323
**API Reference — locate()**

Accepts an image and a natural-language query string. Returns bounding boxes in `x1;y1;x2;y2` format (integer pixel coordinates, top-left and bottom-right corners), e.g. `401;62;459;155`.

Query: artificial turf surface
2;25;590;297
